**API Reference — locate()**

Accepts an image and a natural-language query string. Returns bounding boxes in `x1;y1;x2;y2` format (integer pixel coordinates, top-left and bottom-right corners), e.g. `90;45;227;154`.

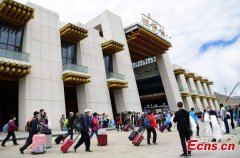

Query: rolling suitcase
61;133;80;153
98;134;107;146
128;131;138;141
123;124;130;131
55;132;67;144
32;134;46;154
159;124;167;132
132;133;144;146
42;129;52;148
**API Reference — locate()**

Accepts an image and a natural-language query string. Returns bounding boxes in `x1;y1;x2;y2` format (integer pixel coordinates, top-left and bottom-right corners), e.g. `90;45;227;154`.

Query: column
188;78;198;93
207;99;215;110
195;97;203;112
208;84;215;96
185;96;194;111
156;54;183;111
179;74;190;92
196;80;204;96
213;99;220;110
202;82;211;97
202;98;208;109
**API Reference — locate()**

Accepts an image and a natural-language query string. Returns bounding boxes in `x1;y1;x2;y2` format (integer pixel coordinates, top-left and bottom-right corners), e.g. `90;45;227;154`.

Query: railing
107;72;125;80
0;48;30;62
179;87;189;92
190;90;198;94
62;63;88;73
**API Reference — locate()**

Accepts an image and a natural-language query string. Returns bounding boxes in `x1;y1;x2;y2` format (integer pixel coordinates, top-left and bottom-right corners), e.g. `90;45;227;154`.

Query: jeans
20;133;34;151
116;124;123;131
178;130;191;154
64;129;73;141
147;128;157;144
167;122;172;131
196;123;200;136
89;130;98;139
224;118;230;133
74;131;90;150
2;131;17;145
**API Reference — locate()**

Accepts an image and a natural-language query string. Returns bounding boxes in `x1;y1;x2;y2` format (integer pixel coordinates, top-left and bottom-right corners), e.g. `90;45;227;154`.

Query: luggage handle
73;133;81;142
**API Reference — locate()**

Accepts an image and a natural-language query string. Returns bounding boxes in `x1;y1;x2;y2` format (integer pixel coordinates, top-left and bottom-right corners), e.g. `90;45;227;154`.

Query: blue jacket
82;115;90;133
189;111;198;124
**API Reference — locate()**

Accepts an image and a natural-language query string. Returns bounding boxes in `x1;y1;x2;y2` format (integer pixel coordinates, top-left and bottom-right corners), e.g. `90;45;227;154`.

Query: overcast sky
18;0;240;96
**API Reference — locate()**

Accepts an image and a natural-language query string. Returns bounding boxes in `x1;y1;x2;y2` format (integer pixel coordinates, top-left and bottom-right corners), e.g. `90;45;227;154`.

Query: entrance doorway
64;86;78;118
0;80;18;130
109;90;117;115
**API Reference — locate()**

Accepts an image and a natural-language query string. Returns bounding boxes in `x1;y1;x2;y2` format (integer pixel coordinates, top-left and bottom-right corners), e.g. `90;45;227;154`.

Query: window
103;54;113;73
94;24;104;37
61;41;77;65
0;23;24;52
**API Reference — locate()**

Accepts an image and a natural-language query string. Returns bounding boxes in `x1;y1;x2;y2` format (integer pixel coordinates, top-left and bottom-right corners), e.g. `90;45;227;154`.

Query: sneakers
180;153;188;157
86;150;92;152
19;148;24;154
73;146;77;152
14;143;19;146
1;144;6;147
188;151;191;156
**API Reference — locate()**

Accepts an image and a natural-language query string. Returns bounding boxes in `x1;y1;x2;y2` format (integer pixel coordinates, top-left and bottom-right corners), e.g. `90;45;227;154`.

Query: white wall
19;2;66;130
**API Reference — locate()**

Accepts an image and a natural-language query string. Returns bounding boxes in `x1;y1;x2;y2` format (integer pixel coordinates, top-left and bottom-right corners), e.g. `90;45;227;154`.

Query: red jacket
8;120;17;132
91;117;101;131
148;114;158;128
117;116;122;124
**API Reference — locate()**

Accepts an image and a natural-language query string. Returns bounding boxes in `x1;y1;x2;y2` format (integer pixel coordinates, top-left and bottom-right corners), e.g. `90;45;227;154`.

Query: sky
18;0;240;96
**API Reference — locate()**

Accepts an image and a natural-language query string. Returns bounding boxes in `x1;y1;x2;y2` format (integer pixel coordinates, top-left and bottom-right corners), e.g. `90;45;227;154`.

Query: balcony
62;63;91;86
0;0;34;26
179;87;190;97
101;40;124;55
190;89;199;98
107;72;128;90
0;48;31;80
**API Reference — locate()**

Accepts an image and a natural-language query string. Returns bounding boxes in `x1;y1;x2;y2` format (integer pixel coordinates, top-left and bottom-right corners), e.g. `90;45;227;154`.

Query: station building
0;0;219;130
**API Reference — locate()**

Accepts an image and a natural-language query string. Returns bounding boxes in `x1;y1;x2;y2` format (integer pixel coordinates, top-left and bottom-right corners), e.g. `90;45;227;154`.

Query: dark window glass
0;22;24;52
61;41;77;64
103;54;113;73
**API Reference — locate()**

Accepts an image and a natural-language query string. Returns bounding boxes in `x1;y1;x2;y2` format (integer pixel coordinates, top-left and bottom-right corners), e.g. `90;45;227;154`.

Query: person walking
90;112;101;139
1;115;18;147
63;112;75;141
165;112;172;132
173;102;191;157
20;111;39;154
74;109;92;152
146;111;157;145
220;104;230;134
59;114;65;131
189;108;199;137
116;113;123;131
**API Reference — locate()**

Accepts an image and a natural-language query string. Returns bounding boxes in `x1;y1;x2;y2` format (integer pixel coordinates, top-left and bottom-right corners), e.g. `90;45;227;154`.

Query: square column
195;97;203;112
156;54;182;111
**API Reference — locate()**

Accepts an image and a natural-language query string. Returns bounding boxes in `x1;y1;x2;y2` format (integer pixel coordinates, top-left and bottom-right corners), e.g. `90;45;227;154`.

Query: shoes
14;143;19;146
147;143;151;145
86;150;92;152
1;144;6;147
74;146;77;152
180;153;188;157
153;143;157;145
188;151;191;156
19;148;24;154
211;139;216;142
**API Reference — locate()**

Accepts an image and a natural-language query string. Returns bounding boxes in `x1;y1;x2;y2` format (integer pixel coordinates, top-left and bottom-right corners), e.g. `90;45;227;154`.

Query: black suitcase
55;134;64;144
138;126;144;133
128;131;138;141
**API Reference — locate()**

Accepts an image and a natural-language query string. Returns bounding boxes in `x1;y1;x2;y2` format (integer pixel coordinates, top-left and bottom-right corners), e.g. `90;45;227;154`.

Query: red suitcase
98;134;107;146
61;134;80;153
132;133;144;146
123;125;130;131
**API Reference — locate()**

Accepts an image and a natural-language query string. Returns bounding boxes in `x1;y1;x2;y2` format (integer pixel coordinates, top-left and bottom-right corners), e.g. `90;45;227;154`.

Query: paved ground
0;122;239;158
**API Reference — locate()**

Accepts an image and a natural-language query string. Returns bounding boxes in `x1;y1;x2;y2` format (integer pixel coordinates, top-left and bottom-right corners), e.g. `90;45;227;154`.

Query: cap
69;112;74;115
85;109;91;113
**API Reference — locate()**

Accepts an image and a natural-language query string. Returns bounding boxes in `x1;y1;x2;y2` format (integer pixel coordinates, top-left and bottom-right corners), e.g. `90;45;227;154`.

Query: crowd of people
0;103;239;157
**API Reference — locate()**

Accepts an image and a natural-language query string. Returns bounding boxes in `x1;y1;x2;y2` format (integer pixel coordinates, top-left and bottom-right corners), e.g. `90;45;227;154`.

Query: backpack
25;118;35;132
2;123;9;133
90;118;95;128
143;116;151;128
74;115;84;132
63;119;68;128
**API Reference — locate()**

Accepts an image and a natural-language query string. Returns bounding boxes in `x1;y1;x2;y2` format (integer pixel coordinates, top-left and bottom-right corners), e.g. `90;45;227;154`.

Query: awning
60;23;88;43
107;79;128;90
0;0;34;26
101;40;124;55
62;72;91;86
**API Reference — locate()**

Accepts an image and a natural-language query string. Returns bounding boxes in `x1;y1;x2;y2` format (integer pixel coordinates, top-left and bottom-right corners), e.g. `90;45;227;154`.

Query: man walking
74;109;92;152
146;111;157;145
173;102;191;157
189;108;199;137
64;112;75;141
220;104;230;134
1;115;18;147
20;111;39;154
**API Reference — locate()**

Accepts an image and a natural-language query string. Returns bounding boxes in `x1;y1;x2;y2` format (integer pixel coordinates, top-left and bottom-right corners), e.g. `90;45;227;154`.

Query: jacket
67;116;75;129
148;114;158;128
189;111;198;124
8;120;17;132
173;109;190;132
30;117;39;134
82;115;90;133
91;117;101;131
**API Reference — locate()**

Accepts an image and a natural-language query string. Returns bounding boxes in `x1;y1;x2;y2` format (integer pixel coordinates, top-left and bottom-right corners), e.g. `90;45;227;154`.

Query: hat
85;109;91;113
69;112;74;115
